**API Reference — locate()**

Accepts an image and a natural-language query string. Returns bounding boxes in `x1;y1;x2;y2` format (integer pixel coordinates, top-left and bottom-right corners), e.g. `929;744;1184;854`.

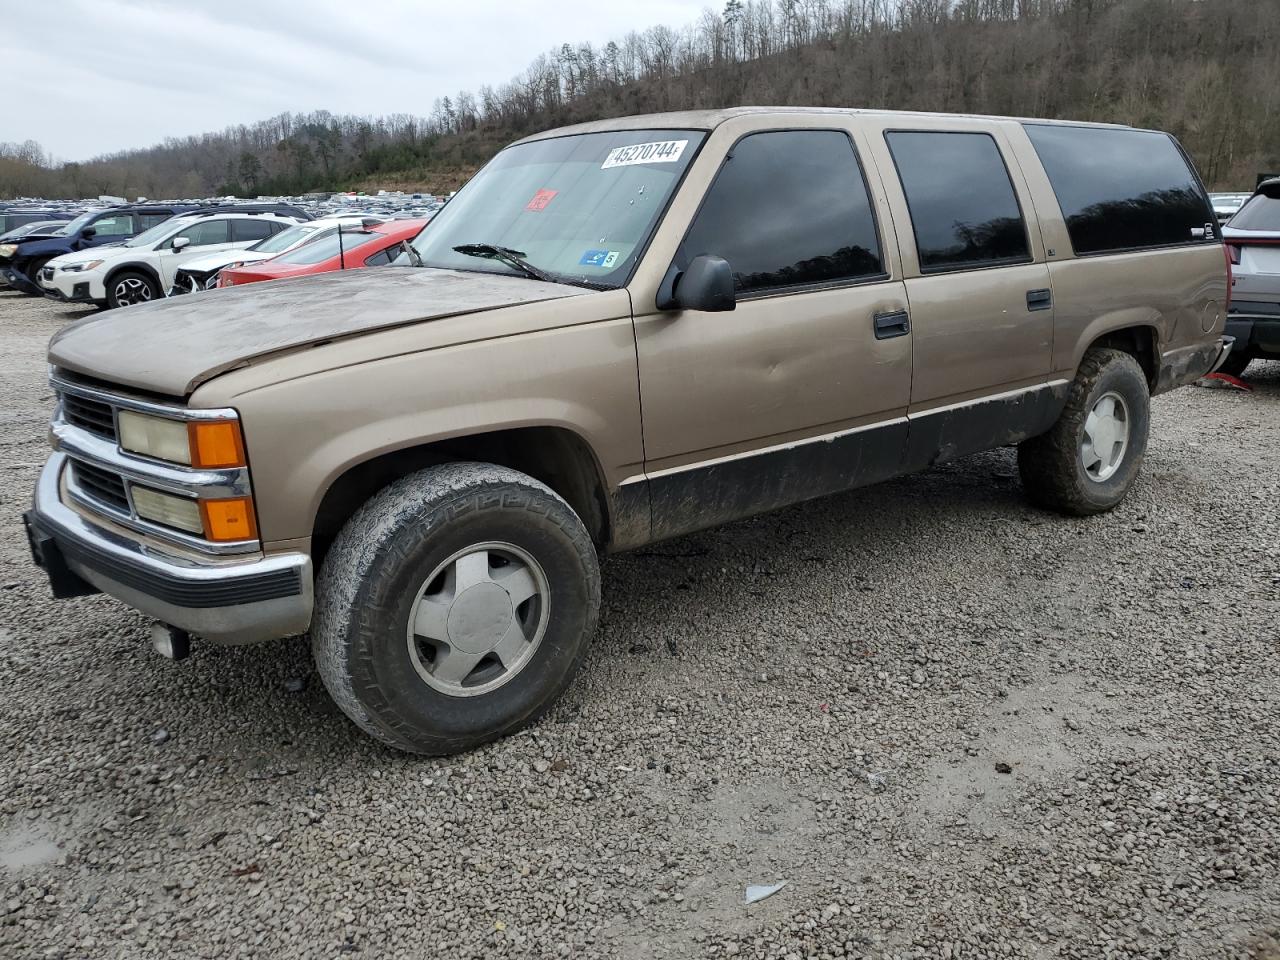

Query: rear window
1024;124;1212;255
885;131;1031;273
1228;189;1280;232
273;231;379;265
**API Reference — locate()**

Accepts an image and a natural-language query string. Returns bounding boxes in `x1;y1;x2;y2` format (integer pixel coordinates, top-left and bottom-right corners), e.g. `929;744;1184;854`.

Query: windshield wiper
452;243;556;283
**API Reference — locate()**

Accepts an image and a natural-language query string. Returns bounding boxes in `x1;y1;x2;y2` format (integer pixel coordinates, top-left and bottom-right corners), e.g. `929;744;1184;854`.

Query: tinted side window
173;220;229;247
363;246;396;266
231;219;275;242
92;214;135;237
1024;124;1212;254
886;131;1031;273
139;213;173;229
677;130;884;294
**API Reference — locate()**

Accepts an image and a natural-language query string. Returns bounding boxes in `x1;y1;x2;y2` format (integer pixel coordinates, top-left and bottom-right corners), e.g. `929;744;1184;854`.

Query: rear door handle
873;310;910;339
1026;288;1052;312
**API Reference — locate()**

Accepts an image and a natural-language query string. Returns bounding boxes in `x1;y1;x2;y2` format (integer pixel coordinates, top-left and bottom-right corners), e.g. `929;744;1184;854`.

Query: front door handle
873;310;910;339
1027;288;1052;312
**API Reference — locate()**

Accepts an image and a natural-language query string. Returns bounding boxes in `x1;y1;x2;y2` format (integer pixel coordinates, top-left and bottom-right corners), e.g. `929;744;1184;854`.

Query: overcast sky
4;0;708;162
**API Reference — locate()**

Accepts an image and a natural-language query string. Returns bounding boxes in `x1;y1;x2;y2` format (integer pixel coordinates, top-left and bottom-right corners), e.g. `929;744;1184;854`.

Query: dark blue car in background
0;204;192;295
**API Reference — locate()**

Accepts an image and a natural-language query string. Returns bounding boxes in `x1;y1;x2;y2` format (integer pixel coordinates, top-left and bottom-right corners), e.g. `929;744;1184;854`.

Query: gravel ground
0;289;1277;960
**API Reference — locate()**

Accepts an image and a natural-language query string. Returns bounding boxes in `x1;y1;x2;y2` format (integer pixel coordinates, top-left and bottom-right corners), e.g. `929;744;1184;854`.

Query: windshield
270;230;380;265
59;211;102;236
252;222;322;254
408;129;705;287
124;219;185;248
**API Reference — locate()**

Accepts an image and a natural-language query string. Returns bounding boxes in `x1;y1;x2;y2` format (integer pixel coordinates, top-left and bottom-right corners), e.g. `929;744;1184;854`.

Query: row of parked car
0;201;429;309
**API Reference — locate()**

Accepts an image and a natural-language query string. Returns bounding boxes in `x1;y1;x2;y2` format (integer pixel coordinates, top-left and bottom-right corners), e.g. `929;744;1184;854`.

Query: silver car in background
1222;179;1280;376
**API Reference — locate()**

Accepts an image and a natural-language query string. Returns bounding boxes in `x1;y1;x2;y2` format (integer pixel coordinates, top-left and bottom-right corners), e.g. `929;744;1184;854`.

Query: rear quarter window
1023;124;1212;255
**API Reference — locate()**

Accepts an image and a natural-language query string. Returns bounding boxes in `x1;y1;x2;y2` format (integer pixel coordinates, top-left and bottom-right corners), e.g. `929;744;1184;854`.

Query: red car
217;219;426;288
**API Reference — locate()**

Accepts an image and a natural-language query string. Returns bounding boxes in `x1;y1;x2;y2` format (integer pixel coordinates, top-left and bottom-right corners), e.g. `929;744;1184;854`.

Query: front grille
61;393;116;440
71;461;129;512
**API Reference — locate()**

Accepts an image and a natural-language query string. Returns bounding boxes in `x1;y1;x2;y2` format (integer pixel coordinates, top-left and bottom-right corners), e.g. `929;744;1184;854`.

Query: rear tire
312;462;601;755
1018;348;1150;516
106;270;159;309
1216;350;1252;378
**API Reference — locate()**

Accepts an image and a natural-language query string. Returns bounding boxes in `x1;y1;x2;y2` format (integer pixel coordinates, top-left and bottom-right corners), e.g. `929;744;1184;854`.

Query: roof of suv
513;106;1133;146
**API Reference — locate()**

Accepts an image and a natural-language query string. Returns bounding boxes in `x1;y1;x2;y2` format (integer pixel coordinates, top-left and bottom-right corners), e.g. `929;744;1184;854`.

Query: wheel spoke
432;647;485;685
1081;440;1102;469
412;596;450;641
491;620;529;669
493;563;539;606
1084;409;1099;443
453;550;491;591
1096;395;1115;419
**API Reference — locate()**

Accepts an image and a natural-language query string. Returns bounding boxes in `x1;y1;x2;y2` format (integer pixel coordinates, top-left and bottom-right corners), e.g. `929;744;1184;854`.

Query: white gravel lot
0;289;1277;960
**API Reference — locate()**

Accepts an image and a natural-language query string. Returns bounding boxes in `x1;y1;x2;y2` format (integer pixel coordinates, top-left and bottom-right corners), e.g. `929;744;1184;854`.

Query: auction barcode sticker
601;139;689;169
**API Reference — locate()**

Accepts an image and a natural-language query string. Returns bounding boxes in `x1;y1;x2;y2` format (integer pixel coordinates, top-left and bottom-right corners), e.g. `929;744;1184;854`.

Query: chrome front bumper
26;453;313;645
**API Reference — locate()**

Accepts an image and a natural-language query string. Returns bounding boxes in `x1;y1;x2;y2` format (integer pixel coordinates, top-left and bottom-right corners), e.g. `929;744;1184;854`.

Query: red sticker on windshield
525;188;558;212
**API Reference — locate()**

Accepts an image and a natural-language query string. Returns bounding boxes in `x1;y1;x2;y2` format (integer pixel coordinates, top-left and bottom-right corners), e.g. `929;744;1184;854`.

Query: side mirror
80;226;96;240
656;254;736;312
171;236;190;252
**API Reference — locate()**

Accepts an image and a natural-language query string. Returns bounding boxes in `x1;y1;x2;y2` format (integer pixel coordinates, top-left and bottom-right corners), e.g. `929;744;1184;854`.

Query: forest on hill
2;0;1278;200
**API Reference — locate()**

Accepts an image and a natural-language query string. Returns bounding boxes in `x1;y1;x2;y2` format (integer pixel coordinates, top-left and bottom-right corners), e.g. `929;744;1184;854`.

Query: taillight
1223;243;1234;312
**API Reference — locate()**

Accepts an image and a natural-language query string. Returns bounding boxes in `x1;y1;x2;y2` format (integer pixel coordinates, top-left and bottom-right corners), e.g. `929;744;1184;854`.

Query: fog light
131;486;204;534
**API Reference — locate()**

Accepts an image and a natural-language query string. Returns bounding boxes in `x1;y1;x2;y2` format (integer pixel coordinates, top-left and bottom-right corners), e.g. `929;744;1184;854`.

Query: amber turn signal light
200;497;258;542
188;420;247;469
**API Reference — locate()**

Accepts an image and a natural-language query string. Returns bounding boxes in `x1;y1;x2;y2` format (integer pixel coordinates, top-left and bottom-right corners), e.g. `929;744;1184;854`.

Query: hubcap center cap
446;582;513;654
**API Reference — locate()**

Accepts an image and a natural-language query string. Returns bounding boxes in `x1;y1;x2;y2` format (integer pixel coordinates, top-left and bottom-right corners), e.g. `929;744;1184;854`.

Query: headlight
131;486;204;534
62;259;104;273
117;411;247;468
0;244;16;257
118;411;192;464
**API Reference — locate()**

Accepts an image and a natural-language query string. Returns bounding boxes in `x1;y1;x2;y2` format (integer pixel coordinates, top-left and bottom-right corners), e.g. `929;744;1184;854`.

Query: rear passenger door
865;124;1057;466
632;126;912;540
158;219;233;286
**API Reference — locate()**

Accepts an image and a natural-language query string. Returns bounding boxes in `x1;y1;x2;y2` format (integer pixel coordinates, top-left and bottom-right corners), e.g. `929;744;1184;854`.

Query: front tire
106;270;159;309
1018;348;1150;516
312;462;601;755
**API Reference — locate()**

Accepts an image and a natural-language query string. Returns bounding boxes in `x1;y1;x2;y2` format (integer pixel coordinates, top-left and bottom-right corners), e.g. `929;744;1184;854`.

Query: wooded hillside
3;0;1277;199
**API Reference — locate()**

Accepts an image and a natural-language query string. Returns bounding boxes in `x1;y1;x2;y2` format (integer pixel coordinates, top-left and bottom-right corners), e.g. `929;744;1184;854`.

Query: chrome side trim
50;372;236;420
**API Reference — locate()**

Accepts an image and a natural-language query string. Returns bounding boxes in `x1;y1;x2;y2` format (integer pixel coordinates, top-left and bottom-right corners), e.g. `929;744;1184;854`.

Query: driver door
631;127;912;540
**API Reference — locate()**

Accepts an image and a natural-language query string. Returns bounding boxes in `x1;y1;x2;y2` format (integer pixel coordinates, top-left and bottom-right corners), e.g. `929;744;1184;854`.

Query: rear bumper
1225;302;1280;357
26;453;313;645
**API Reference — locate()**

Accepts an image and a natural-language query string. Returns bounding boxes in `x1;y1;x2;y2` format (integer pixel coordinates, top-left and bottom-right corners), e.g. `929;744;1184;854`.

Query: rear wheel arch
1083;324;1158;390
310;426;613;565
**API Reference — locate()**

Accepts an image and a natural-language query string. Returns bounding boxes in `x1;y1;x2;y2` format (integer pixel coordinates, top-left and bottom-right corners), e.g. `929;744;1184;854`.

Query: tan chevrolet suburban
25;108;1232;754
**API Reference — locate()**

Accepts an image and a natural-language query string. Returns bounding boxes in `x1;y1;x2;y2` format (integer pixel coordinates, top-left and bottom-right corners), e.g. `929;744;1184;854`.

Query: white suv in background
40;211;304;309
168;216;382;296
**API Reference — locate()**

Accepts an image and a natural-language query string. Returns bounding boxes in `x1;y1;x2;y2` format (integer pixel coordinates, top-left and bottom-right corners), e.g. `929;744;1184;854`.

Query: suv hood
49;267;590;396
54;246;121;266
